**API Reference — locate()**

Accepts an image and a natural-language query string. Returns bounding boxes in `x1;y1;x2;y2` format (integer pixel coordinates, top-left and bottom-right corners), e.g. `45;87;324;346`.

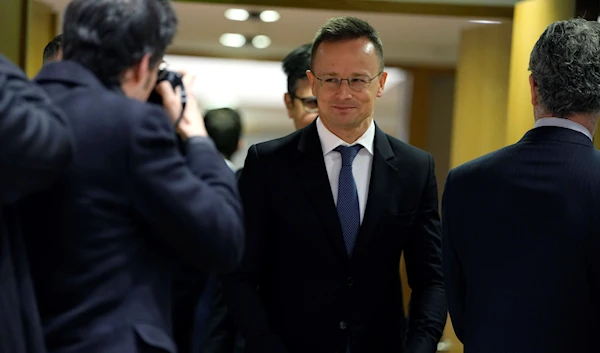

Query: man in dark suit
23;1;244;353
442;18;600;353
0;54;73;353
222;16;446;353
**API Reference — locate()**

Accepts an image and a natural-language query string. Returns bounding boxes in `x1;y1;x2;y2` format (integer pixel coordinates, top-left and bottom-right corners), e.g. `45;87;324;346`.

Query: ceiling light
252;35;271;49
224;8;249;21
220;33;246;48
469;20;502;24
259;10;280;23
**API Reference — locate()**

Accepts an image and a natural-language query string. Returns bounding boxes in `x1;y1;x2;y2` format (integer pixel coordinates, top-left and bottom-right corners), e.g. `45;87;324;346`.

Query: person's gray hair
529;18;600;117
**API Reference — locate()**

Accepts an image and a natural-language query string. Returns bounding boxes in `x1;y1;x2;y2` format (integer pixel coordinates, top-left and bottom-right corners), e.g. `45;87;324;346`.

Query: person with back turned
0;54;73;353
22;1;245;352
221;16;446;353
443;18;600;353
204;107;244;171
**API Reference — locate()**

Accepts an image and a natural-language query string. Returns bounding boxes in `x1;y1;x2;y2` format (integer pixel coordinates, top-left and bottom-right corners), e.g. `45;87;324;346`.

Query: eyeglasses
312;71;383;91
291;94;318;113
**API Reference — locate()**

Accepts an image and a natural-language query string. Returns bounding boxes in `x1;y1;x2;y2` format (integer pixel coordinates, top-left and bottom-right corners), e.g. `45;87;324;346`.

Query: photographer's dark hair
282;43;311;95
311;16;384;70
204;108;243;161
62;0;177;86
43;34;63;64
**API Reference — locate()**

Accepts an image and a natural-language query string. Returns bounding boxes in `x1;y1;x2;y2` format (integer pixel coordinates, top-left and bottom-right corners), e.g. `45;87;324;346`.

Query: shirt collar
224;158;236;171
316;116;375;156
534;117;593;141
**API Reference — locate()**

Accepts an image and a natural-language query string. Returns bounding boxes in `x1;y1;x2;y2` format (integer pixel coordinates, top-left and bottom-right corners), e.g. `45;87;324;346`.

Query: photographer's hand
156;71;207;139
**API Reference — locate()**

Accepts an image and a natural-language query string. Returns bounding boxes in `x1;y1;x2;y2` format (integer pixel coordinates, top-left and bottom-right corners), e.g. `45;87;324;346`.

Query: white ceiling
39;0;511;66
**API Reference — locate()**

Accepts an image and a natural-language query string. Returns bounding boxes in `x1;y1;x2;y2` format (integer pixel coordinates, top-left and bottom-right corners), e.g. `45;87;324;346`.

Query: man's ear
306;70;317;96
124;53;152;84
529;74;538;106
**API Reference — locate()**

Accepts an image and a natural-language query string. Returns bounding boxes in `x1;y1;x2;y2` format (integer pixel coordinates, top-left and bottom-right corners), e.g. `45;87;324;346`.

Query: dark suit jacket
23;61;244;353
222;120;447;353
171;265;210;353
0;54;73;353
198;168;245;353
442;126;600;353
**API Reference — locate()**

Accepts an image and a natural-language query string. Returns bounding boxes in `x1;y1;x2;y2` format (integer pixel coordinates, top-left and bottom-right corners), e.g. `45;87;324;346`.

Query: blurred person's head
282;43;318;130
529;18;600;133
204;108;243;161
62;0;177;101
307;16;387;143
43;34;63;64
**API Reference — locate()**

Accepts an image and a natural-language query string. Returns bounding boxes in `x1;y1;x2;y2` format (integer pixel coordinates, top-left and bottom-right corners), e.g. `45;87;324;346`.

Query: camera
148;63;187;113
148;63;188;153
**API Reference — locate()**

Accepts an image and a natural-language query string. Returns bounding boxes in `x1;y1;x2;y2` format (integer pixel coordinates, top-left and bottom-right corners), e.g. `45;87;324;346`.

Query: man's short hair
62;0;177;86
529;18;600;117
282;43;311;95
204;108;242;160
43;34;63;64
311;16;384;71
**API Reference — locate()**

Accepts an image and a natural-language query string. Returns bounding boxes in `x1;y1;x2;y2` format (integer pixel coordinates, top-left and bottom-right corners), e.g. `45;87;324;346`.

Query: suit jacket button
339;321;347;330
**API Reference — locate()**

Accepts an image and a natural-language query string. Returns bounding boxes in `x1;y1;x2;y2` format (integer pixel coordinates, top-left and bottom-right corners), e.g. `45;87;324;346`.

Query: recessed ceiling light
469;20;502;24
252;35;271;49
225;8;249;21
220;33;246;48
259;10;280;23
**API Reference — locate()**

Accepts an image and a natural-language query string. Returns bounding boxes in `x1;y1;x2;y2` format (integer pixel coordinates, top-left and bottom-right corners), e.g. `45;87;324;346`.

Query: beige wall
27;0;57;78
450;23;513;169
0;0;28;68
427;73;455;200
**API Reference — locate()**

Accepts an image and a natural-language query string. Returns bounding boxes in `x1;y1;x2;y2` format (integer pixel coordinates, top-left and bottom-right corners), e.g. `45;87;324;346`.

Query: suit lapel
353;125;398;256
296;121;348;261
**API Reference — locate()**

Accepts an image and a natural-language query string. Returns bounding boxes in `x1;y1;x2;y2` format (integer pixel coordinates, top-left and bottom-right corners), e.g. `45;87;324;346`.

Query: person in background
198;43;318;353
23;0;244;352
443;18;600;353
221;16;446;353
171;107;243;353
283;43;319;130
0;53;73;353
43;34;63;64
204;107;244;171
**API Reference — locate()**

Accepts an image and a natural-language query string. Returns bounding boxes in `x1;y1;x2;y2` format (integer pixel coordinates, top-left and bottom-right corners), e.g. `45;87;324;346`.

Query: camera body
148;68;188;153
148;69;187;112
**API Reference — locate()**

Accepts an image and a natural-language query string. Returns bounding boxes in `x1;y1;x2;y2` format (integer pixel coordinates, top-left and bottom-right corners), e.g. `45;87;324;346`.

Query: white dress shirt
316;117;375;223
533;117;593;141
224;158;236;171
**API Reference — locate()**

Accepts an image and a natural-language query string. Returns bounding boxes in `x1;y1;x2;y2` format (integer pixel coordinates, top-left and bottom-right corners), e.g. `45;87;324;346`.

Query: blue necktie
335;144;363;256
335;144;363;353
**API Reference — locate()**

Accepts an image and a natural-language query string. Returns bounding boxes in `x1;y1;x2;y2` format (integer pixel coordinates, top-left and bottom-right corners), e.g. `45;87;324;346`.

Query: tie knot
334;144;363;166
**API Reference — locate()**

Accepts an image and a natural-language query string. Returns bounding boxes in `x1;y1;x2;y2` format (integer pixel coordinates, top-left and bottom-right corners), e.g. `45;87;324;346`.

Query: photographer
23;1;244;353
